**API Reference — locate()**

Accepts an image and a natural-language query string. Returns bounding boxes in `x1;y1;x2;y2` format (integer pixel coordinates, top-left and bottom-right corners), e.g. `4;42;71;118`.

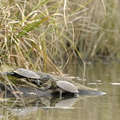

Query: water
0;61;120;120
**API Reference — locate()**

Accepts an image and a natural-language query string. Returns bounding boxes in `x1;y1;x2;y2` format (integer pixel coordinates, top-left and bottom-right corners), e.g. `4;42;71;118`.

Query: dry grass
0;0;120;74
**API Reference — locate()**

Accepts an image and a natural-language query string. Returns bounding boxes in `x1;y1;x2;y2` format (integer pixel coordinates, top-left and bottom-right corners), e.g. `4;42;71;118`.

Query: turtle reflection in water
49;81;79;98
10;68;51;87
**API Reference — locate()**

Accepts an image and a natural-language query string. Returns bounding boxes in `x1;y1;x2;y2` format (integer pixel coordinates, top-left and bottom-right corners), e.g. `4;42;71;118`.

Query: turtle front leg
35;80;41;87
35;80;45;90
74;93;79;98
59;89;63;100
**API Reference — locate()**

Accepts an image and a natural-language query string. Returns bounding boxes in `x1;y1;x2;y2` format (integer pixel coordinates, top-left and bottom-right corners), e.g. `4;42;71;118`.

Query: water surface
0;61;120;120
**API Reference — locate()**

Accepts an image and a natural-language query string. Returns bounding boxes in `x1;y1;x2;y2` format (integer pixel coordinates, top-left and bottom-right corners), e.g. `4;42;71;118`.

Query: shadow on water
0;61;120;119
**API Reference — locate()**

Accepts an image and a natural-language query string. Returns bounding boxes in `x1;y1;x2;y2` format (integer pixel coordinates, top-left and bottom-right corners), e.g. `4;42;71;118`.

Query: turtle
10;68;51;87
50;80;79;98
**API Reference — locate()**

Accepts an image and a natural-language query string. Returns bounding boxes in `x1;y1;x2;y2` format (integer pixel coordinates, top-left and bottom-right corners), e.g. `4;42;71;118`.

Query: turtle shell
13;68;40;79
56;81;79;93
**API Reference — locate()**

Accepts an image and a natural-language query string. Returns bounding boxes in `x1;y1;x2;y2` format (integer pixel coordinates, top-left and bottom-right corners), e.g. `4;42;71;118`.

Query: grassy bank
0;0;120;72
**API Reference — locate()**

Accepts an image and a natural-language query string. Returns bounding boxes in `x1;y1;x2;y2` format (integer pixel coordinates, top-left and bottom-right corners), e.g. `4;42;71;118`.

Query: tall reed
0;0;119;73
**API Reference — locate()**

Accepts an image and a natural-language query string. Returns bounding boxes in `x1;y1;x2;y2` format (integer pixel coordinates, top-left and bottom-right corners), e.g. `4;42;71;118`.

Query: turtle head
51;80;57;89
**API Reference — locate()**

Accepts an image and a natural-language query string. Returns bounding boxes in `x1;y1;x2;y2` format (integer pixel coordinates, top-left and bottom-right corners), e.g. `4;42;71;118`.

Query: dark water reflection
0;61;120;120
